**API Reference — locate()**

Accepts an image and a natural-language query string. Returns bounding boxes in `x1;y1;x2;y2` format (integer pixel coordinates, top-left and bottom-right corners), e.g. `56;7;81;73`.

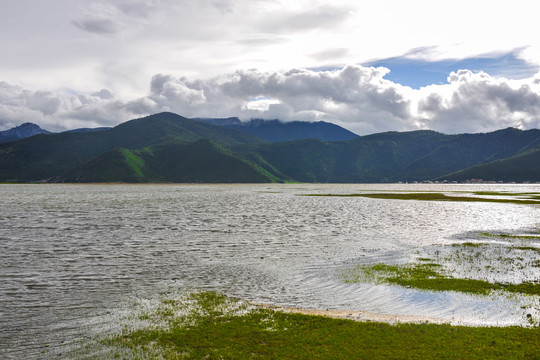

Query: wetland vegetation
304;192;540;205
94;189;539;358
480;232;540;240
4;184;539;358
341;262;540;296
85;291;540;360
339;228;540;310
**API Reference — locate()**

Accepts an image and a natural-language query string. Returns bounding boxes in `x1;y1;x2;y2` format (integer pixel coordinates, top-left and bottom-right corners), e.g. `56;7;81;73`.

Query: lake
1;183;539;358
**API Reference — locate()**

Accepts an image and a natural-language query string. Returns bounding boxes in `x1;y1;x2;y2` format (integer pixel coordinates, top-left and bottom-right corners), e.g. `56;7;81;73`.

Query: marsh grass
480;232;540;240
343;263;505;295
343;261;540;296
99;291;540;360
304;192;540;205
513;246;540;254
472;192;540;201
473;191;540;197
342;227;539;297
453;242;482;247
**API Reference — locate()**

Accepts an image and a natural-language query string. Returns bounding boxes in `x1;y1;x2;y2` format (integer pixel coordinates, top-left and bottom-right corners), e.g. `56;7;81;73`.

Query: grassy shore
99;291;540;359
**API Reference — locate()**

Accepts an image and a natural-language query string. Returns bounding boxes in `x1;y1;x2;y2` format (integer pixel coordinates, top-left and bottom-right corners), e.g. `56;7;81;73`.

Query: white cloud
416;70;540;133
2;0;540;105
0;81;131;131
257;5;353;34
244;97;281;112
2;66;540;135
129;65;415;134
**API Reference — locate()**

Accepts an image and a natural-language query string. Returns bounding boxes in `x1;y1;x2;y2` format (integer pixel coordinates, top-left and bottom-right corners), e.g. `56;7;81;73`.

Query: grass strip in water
452;242;483;247
343;263;540;296
304;192;540;205
513;246;540;254
480;232;540;240
103;291;540;360
472;191;540;200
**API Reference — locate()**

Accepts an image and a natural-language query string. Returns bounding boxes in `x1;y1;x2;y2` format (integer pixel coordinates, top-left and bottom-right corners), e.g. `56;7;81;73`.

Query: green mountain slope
194;118;359;142
62;139;279;183
1;111;539;183
237;133;440;183
234;128;540;183
0;112;265;182
439;148;540;182
395;128;540;181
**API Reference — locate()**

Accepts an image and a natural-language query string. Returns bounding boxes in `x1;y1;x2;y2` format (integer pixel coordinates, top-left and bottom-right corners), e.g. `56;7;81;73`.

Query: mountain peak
0;122;52;143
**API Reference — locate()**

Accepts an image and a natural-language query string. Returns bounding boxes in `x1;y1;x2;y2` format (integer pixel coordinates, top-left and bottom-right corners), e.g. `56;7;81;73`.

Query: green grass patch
102;291;540;359
452;242;482;247
343;263;540;296
121;149;145;178
513;246;540;254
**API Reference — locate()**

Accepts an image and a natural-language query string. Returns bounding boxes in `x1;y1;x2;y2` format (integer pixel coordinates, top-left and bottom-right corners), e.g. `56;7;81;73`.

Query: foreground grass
343;263;540;296
304;192;540;205
103;292;540;359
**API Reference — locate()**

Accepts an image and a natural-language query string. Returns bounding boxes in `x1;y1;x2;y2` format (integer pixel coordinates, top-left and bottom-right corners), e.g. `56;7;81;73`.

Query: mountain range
0;112;539;183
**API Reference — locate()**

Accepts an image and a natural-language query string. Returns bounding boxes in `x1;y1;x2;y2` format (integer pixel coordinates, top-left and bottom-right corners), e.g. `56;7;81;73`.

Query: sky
1;0;540;135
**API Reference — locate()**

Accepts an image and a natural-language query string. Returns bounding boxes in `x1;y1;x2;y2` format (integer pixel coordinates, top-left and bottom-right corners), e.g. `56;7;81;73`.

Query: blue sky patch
364;51;539;89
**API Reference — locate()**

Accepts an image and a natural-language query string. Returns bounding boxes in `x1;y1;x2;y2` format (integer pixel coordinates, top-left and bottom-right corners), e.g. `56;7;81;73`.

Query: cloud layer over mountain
1;66;540;134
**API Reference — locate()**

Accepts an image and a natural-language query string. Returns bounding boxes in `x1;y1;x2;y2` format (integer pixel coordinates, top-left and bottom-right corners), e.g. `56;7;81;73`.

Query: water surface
1;184;539;358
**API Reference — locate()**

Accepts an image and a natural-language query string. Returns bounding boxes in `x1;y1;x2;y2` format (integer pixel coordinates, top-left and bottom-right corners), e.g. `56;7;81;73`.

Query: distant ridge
192;117;358;142
192;117;243;126
439;147;540;183
62;127;111;134
0;112;269;183
0;122;113;144
1;112;539;183
0;123;52;144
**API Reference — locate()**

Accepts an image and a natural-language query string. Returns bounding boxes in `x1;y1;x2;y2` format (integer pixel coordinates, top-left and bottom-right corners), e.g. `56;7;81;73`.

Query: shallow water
0;183;539;358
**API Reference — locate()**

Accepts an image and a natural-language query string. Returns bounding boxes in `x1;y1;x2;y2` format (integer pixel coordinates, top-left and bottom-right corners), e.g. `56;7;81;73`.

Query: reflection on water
0;183;539;358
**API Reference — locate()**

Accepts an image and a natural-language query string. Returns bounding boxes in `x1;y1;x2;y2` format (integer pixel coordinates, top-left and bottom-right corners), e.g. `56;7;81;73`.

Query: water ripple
0;183;539;358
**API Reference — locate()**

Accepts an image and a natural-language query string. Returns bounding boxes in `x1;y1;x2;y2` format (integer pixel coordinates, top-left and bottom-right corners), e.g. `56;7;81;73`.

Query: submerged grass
304;192;540;205
480;232;540;240
472;191;540;200
514;246;540;254
453;242;482;247
101;291;540;360
343;263;540;296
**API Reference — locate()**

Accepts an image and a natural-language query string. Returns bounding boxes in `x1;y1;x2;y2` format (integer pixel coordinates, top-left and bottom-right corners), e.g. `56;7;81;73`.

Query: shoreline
252;303;449;325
